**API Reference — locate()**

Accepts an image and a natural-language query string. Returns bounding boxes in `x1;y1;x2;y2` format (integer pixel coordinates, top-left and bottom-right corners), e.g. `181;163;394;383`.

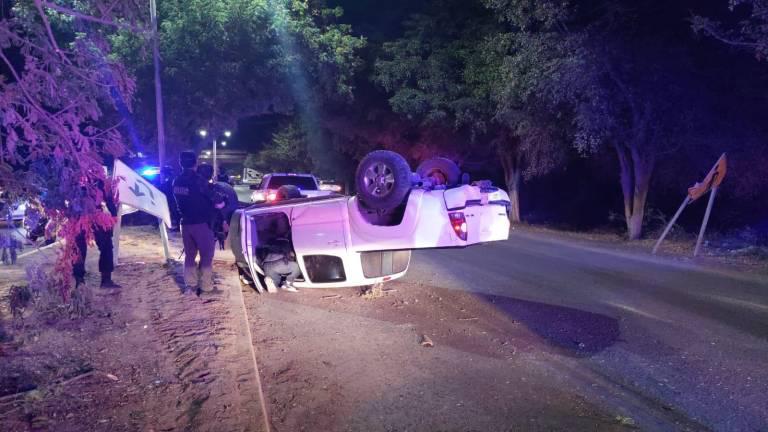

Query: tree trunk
614;143;654;240
499;148;522;223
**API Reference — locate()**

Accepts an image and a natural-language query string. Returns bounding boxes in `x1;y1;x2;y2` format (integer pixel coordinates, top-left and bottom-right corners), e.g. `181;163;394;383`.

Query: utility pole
150;0;166;167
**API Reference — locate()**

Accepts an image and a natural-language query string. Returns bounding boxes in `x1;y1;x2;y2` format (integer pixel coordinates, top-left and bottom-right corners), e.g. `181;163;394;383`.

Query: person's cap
179;151;197;169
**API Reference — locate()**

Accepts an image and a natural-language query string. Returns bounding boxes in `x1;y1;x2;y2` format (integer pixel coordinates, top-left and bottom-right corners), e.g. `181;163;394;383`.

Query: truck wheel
416;157;461;187
356;150;412;210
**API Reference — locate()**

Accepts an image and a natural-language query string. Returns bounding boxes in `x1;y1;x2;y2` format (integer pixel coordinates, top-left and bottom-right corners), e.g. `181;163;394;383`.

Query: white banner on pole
114;159;171;227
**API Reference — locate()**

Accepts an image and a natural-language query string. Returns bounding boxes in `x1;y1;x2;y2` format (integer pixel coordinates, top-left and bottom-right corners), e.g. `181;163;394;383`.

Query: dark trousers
73;227;114;282
181;223;215;270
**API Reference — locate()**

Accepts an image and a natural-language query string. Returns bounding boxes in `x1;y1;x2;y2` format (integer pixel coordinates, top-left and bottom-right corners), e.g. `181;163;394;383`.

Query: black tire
355;150;412;210
416;157;461;187
275;185;302;201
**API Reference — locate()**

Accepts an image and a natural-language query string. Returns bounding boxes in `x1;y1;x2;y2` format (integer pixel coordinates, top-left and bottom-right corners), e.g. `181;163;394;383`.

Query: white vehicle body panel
234;184;510;290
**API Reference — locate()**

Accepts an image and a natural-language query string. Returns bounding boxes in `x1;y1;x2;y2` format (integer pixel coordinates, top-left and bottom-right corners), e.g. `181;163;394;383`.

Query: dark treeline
317;0;768;239
2;0;767;242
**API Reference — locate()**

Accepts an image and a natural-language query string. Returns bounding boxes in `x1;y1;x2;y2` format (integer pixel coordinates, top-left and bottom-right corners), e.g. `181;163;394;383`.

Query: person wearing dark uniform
197;164;239;249
159;166;180;230
73;180;120;288
173;151;223;294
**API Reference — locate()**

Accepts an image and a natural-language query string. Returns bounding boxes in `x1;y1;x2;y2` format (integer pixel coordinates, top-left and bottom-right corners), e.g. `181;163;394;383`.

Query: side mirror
461;172;470;185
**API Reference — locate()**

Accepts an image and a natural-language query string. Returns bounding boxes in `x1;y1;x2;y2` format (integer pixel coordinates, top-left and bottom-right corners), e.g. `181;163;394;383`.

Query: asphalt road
404;230;768;431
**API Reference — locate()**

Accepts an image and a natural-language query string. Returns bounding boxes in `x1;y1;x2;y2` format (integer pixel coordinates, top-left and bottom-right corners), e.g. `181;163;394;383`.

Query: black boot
100;273;121;289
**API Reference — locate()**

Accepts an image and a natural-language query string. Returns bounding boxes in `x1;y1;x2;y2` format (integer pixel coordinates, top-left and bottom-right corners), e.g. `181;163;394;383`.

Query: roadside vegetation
2;0;768;315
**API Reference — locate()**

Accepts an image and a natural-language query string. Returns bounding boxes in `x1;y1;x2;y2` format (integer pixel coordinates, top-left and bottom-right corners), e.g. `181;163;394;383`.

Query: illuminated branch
39;1;147;33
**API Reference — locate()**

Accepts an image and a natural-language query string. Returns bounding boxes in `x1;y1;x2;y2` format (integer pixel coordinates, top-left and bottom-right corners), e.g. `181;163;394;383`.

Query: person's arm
198;177;226;208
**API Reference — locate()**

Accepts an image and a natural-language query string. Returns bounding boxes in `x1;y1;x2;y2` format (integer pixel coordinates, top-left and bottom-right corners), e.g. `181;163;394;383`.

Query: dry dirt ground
245;284;639;432
1;227;266;432
2;226;714;431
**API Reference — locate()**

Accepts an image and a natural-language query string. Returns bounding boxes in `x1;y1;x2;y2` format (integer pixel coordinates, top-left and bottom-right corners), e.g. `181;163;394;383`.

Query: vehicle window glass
266;176;317;190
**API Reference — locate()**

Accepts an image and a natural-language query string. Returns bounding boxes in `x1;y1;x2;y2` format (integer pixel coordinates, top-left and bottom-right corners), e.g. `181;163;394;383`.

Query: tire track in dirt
115;233;269;432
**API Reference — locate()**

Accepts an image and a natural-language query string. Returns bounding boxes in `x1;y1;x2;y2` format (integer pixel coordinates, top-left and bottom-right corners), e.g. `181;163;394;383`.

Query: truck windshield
265;175;318;190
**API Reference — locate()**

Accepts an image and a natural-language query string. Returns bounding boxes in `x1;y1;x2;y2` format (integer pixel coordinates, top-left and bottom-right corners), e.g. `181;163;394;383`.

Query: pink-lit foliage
1;1;144;298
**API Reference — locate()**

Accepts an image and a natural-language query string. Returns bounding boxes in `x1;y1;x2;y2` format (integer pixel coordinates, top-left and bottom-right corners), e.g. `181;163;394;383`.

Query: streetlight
198;128;231;176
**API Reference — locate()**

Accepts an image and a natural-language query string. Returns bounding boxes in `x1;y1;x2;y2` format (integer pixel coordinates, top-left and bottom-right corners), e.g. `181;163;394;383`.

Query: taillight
267;191;277;201
449;212;467;241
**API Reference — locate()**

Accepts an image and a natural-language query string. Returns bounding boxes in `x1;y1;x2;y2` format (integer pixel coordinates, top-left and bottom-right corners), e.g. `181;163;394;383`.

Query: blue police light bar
141;166;161;178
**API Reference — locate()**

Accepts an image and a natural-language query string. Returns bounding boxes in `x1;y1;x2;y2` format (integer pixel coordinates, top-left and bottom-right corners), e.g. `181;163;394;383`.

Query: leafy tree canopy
112;0;366;154
244;120;313;173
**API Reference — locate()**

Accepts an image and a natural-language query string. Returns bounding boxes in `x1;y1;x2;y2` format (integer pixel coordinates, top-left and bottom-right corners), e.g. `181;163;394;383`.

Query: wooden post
159;218;171;262
113;204;124;267
694;186;719;257
652;196;691;254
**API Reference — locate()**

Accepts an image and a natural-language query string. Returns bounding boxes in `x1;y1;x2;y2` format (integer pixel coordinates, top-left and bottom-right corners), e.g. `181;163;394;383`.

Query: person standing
73;180;120;288
197;164;239;249
173;152;223;294
159;166;180;230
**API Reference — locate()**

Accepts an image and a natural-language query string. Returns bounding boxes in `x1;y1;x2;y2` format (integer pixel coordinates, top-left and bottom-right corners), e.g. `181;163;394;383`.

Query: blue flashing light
141;166;161;178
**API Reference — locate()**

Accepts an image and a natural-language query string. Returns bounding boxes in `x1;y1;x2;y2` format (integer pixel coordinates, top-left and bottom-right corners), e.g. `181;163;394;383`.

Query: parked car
0;200;26;225
231;151;511;293
250;173;335;203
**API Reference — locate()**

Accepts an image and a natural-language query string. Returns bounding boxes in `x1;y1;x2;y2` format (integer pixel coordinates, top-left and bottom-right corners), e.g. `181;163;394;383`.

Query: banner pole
694;186;719;257
652;196;691;254
159;218;171;262
113;204;124;267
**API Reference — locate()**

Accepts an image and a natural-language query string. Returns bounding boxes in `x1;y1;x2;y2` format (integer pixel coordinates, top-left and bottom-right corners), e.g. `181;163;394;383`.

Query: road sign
687;153;727;202
112;159;172;265
654;153;727;257
243;167;261;184
114;159;171;227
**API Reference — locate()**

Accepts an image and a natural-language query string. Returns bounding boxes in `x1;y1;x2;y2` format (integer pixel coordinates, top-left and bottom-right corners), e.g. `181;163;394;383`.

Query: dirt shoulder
0;227;267;432
245;282;659;432
512;224;768;276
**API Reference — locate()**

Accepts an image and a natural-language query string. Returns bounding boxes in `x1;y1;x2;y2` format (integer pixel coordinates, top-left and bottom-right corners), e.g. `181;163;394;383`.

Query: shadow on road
478;293;620;357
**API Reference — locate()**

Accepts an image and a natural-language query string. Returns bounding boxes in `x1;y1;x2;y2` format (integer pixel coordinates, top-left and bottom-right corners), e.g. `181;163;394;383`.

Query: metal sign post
652;196;691;254
159;218;171;261
112;205;124;267
694;186;719;257
652;153;727;257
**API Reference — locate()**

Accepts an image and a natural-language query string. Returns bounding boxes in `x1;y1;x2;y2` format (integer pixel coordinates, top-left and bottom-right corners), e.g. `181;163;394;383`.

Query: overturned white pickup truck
230;151;510;292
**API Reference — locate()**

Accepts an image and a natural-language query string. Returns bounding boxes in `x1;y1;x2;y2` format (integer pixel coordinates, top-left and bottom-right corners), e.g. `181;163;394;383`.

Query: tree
692;0;768;59
244;121;313;173
486;0;705;240
112;0;365;158
373;0;569;222
1;0;142;295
